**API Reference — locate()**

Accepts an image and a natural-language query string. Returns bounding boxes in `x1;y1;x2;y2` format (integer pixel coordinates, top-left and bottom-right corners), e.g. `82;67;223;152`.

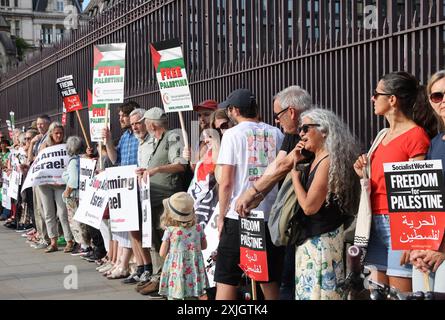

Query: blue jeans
365;214;412;278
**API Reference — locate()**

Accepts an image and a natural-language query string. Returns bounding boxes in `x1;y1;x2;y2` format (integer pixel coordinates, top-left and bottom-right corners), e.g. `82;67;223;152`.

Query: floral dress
159;224;209;299
295;225;345;300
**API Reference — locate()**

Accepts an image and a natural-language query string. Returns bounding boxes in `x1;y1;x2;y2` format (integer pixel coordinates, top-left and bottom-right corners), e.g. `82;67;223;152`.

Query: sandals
45;245;58;253
64;242;75;253
107;267;130;279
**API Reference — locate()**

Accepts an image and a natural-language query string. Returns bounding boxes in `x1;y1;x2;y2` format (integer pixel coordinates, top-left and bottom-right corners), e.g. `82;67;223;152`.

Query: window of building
0;0;11;7
15;20;20;37
56;27;64;42
41;26;52;44
14;0;17;7
56;0;64;12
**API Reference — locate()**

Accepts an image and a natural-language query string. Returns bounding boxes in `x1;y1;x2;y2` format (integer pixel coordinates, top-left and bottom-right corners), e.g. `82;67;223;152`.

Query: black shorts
214;218;285;286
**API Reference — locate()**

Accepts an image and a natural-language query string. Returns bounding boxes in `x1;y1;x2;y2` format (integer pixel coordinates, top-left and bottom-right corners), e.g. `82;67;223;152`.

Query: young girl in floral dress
159;192;209;300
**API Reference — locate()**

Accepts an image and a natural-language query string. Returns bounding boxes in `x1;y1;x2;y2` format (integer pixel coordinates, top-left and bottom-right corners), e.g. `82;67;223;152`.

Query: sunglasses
274;107;290;120
298;124;320;133
430;92;445;104
216;121;230;134
373;90;393;99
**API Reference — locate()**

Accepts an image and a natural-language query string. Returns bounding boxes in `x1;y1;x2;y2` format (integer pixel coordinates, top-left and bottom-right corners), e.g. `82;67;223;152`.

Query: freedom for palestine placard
384;160;445;250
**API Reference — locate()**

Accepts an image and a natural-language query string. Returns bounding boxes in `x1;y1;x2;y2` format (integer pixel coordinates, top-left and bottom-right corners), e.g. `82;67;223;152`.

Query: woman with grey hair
39;122;74;253
291;108;360;300
62;136;89;253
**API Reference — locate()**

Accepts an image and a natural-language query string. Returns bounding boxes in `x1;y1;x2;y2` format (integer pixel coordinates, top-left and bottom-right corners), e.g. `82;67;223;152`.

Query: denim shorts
364;214;412;278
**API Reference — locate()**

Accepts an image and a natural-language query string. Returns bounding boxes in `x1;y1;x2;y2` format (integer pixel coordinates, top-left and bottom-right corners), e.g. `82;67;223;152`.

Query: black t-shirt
280;133;300;154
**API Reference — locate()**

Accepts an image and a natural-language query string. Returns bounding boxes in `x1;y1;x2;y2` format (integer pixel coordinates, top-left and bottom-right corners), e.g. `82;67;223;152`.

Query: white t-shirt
217;121;284;221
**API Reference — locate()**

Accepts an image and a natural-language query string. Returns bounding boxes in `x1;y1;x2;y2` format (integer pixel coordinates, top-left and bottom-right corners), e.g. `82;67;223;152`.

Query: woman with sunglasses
409;71;445;293
353;72;438;294
291;108;360;300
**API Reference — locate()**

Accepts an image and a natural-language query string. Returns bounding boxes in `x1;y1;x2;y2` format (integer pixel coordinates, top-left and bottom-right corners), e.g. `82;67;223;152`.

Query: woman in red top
354;72;438;293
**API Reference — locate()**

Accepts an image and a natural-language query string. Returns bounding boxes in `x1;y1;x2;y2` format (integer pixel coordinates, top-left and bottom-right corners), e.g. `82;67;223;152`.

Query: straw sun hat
162;192;195;223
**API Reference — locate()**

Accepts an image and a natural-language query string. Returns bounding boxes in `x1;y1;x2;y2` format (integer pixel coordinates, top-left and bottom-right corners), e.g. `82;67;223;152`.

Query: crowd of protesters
1;70;445;300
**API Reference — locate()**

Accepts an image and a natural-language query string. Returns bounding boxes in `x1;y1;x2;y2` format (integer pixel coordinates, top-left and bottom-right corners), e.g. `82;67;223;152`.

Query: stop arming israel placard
150;39;193;113
106;165;139;232
92;43;126;105
239;210;269;282
140;179;152;248
21;144;69;191
384;160;445;250
74;171;108;229
56;75;83;113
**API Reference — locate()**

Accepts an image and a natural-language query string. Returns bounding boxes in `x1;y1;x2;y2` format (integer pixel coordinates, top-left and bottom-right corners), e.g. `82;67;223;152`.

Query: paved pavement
0;226;147;300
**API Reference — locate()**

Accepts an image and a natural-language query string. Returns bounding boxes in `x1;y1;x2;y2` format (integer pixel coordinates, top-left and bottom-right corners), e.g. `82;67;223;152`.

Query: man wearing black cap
214;89;284;300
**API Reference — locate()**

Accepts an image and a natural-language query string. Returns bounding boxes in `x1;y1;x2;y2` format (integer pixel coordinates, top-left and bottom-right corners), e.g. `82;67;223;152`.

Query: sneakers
139;270;152;283
31;240;49;249
122;273;141;285
57;236;66;246
146;292;166;300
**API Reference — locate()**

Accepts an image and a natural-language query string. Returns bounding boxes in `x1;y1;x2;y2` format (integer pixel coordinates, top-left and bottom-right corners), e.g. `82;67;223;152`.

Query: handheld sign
74;171;108;229
56;75;83;113
21;144;69;191
92;43;126;105
106;165;139;232
87;89;110;143
140;179;152;248
384;160;445;250
150;39;193;113
239;210;269;282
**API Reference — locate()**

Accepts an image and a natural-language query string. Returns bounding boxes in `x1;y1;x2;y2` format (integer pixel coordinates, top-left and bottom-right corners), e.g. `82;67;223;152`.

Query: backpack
268;172;299;247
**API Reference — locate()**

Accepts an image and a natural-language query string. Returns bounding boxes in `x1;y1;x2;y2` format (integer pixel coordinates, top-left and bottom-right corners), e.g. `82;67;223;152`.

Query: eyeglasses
373;91;393;99
24;137;32;141
430;91;445;104
298;124;320;134
274;107;290;120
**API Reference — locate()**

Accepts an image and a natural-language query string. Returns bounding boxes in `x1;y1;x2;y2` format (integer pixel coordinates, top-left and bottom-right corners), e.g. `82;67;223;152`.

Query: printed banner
239;211;269;282
92;43;126;104
2;172;11;210
7;166;20;200
384;160;445;250
202;202;220;288
56;75;83;113
21;144;69;191
87;89;110;142
140;179;152;248
74;171;108;229
79;158;97;204
150;39;193;113
106;165;139;232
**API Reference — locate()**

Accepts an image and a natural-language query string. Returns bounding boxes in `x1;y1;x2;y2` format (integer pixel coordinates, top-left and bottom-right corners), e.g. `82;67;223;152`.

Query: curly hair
300;108;361;215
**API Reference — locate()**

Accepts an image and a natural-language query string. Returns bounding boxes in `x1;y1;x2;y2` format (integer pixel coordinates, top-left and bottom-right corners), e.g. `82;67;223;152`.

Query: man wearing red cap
184;100;218;164
194;100;218;131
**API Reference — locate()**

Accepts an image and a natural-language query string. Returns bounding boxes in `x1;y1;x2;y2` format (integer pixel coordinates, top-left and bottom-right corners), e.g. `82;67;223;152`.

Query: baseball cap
140;107;167;121
194;100;218;112
218;89;256;110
